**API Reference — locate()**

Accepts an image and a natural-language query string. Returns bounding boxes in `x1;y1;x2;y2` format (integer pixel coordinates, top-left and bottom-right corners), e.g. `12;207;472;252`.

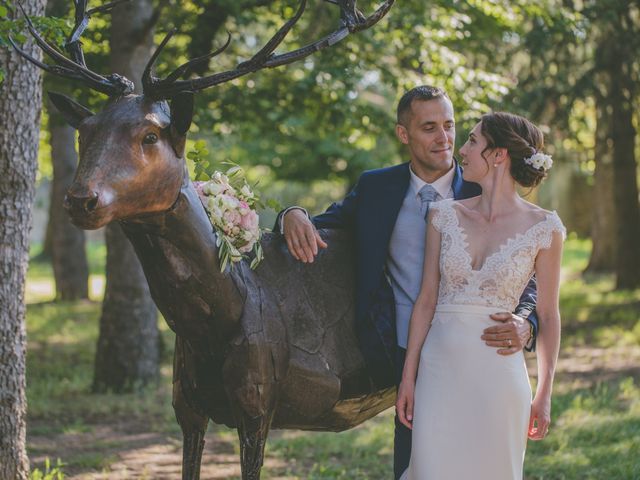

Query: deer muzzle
64;186;113;229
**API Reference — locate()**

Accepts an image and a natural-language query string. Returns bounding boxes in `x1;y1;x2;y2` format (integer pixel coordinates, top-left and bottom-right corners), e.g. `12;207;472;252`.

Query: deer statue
13;0;395;478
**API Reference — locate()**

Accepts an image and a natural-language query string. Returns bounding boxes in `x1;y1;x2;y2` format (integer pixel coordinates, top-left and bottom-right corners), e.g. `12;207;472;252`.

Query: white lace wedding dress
400;198;565;480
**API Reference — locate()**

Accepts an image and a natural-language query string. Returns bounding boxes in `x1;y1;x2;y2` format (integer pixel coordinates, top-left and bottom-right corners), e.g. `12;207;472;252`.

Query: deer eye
143;133;158;145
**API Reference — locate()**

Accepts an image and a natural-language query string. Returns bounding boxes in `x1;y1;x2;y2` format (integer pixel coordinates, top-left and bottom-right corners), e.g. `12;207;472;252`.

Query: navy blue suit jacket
276;162;538;388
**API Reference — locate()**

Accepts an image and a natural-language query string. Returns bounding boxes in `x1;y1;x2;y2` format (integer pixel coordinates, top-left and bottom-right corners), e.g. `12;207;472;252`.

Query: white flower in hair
524;152;553;171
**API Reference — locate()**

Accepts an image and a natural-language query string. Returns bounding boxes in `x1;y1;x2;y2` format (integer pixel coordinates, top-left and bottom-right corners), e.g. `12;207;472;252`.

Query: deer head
12;0;394;229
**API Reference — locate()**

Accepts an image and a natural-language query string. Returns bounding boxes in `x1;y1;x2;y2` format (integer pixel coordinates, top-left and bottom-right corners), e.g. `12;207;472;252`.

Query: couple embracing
275;85;564;479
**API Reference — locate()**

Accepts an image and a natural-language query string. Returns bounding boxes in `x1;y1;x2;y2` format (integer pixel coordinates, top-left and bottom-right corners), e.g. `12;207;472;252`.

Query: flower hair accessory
523;151;553;171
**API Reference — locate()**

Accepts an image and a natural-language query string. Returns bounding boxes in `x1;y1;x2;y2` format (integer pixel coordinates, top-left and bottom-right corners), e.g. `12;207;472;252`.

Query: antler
9;0;134;97
142;0;395;100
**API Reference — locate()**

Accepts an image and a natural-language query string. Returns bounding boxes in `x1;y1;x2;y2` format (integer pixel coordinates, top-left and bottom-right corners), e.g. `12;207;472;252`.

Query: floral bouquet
194;168;264;272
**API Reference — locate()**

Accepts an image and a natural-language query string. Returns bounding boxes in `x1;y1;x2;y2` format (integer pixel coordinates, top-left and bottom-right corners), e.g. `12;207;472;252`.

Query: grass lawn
25;237;640;479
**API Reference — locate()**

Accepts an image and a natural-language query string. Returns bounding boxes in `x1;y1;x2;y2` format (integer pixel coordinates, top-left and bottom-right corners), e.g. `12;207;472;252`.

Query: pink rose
239;210;259;231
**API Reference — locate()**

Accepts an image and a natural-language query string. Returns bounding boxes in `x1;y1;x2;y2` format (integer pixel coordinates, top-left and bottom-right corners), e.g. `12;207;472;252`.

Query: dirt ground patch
29;422;295;479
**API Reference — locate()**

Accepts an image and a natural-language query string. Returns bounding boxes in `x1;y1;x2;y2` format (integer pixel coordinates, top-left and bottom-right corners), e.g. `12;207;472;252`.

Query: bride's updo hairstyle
480;112;546;188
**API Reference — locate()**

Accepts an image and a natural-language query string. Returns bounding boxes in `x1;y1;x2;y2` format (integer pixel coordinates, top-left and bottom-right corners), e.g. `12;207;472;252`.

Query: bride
396;112;564;479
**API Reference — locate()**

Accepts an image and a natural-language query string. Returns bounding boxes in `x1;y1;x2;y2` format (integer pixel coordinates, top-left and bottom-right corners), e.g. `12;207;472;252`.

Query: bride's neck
476;167;520;221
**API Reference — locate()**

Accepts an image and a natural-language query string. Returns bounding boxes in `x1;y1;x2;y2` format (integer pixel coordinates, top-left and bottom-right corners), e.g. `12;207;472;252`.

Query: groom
274;86;538;478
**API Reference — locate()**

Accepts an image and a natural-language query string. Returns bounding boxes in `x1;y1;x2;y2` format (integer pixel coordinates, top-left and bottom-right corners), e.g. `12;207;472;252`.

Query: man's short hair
396;86;450;126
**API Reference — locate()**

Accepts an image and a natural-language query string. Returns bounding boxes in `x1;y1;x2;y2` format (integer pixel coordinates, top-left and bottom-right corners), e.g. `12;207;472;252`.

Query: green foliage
30;458;65;480
156;0;532;185
0;1;68;83
525;378;640;479
187;139;211;181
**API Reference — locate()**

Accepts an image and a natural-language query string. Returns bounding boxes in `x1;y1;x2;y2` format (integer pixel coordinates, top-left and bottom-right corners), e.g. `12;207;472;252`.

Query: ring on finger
507;338;512;347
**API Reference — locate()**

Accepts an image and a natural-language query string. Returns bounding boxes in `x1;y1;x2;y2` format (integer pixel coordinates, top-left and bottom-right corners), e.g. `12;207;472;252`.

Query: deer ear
169;92;194;157
170;92;194;136
48;92;94;129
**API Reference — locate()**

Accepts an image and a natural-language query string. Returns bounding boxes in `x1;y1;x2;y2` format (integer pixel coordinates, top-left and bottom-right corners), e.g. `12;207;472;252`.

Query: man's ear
48;92;94;129
395;124;409;145
169;91;194;157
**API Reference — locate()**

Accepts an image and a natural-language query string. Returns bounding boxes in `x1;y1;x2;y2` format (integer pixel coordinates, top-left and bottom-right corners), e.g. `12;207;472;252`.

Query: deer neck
119;169;245;343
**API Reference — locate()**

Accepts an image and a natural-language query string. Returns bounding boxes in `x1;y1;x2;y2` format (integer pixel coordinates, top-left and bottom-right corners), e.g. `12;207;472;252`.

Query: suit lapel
452;161;465;200
452;161;482;200
377;163;410;244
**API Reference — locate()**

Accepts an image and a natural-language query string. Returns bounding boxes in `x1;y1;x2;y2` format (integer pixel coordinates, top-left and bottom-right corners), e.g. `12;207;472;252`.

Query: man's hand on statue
481;312;530;355
283;209;328;263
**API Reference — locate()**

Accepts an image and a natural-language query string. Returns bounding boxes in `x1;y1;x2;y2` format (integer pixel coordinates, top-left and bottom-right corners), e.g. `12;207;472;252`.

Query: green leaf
186;151;199;160
226;165;243;177
195;139;207;150
0;6;9;18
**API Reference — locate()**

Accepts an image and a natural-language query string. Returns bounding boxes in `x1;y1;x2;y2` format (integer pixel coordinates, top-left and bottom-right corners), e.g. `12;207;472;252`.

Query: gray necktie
418;184;440;220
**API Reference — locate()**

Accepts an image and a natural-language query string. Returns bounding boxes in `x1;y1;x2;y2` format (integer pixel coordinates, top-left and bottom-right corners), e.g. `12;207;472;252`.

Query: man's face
395;97;455;181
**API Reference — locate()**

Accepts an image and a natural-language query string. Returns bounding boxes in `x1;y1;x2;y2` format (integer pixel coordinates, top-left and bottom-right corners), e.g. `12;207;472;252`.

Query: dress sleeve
539;211;567;249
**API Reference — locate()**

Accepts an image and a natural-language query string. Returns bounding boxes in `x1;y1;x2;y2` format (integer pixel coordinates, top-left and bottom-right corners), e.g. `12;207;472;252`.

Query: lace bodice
430;199;566;311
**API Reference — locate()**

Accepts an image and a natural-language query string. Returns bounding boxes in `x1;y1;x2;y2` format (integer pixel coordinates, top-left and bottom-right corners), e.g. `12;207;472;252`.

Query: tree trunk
584;96;616;273
93;223;160;391
589;9;640;288
609;65;640;289
0;2;46;477
92;0;160;392
48;105;89;300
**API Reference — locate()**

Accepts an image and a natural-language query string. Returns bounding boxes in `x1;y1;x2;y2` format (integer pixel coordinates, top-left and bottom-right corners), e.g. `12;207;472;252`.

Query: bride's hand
528;394;551;440
396;380;415;430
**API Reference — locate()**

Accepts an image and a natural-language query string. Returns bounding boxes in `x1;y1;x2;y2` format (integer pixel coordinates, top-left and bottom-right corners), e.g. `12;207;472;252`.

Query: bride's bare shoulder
518;200;555;223
452;196;481;211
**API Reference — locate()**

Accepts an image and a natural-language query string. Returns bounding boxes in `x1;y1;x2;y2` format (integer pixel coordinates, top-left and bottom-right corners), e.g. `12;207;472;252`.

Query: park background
1;0;640;478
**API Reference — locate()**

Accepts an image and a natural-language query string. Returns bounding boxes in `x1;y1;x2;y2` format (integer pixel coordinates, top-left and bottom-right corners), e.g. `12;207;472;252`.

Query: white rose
203;181;226;196
219;194;239;210
240;184;254;199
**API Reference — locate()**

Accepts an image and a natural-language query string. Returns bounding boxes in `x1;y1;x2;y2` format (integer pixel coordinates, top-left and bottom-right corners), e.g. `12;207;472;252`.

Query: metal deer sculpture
13;0;395;478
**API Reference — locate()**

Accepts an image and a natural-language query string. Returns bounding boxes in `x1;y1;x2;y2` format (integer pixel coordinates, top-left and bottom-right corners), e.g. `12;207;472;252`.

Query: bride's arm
396;209;442;429
529;231;564;440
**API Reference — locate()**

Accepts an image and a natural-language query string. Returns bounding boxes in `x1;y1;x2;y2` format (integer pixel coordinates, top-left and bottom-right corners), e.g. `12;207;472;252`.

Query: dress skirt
400;304;532;480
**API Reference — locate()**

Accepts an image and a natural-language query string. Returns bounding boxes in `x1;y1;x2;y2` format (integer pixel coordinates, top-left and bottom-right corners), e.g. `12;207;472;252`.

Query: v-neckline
448;202;552;273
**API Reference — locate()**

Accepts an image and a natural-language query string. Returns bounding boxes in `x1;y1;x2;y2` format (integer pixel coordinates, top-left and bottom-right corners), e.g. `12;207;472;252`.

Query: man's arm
516;276;538;352
273;182;360;232
273;180;360;262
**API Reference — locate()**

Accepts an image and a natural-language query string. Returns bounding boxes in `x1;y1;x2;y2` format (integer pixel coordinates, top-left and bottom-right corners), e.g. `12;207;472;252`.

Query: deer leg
181;422;207;480
173;337;210;480
174;381;209;480
234;406;275;480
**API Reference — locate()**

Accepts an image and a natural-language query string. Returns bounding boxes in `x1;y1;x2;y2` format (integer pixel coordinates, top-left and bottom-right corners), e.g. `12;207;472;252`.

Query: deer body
119;154;394;479
121;175;394;428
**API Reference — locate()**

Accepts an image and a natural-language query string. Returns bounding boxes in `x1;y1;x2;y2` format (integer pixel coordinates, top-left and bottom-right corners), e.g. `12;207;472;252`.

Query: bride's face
459;121;493;183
